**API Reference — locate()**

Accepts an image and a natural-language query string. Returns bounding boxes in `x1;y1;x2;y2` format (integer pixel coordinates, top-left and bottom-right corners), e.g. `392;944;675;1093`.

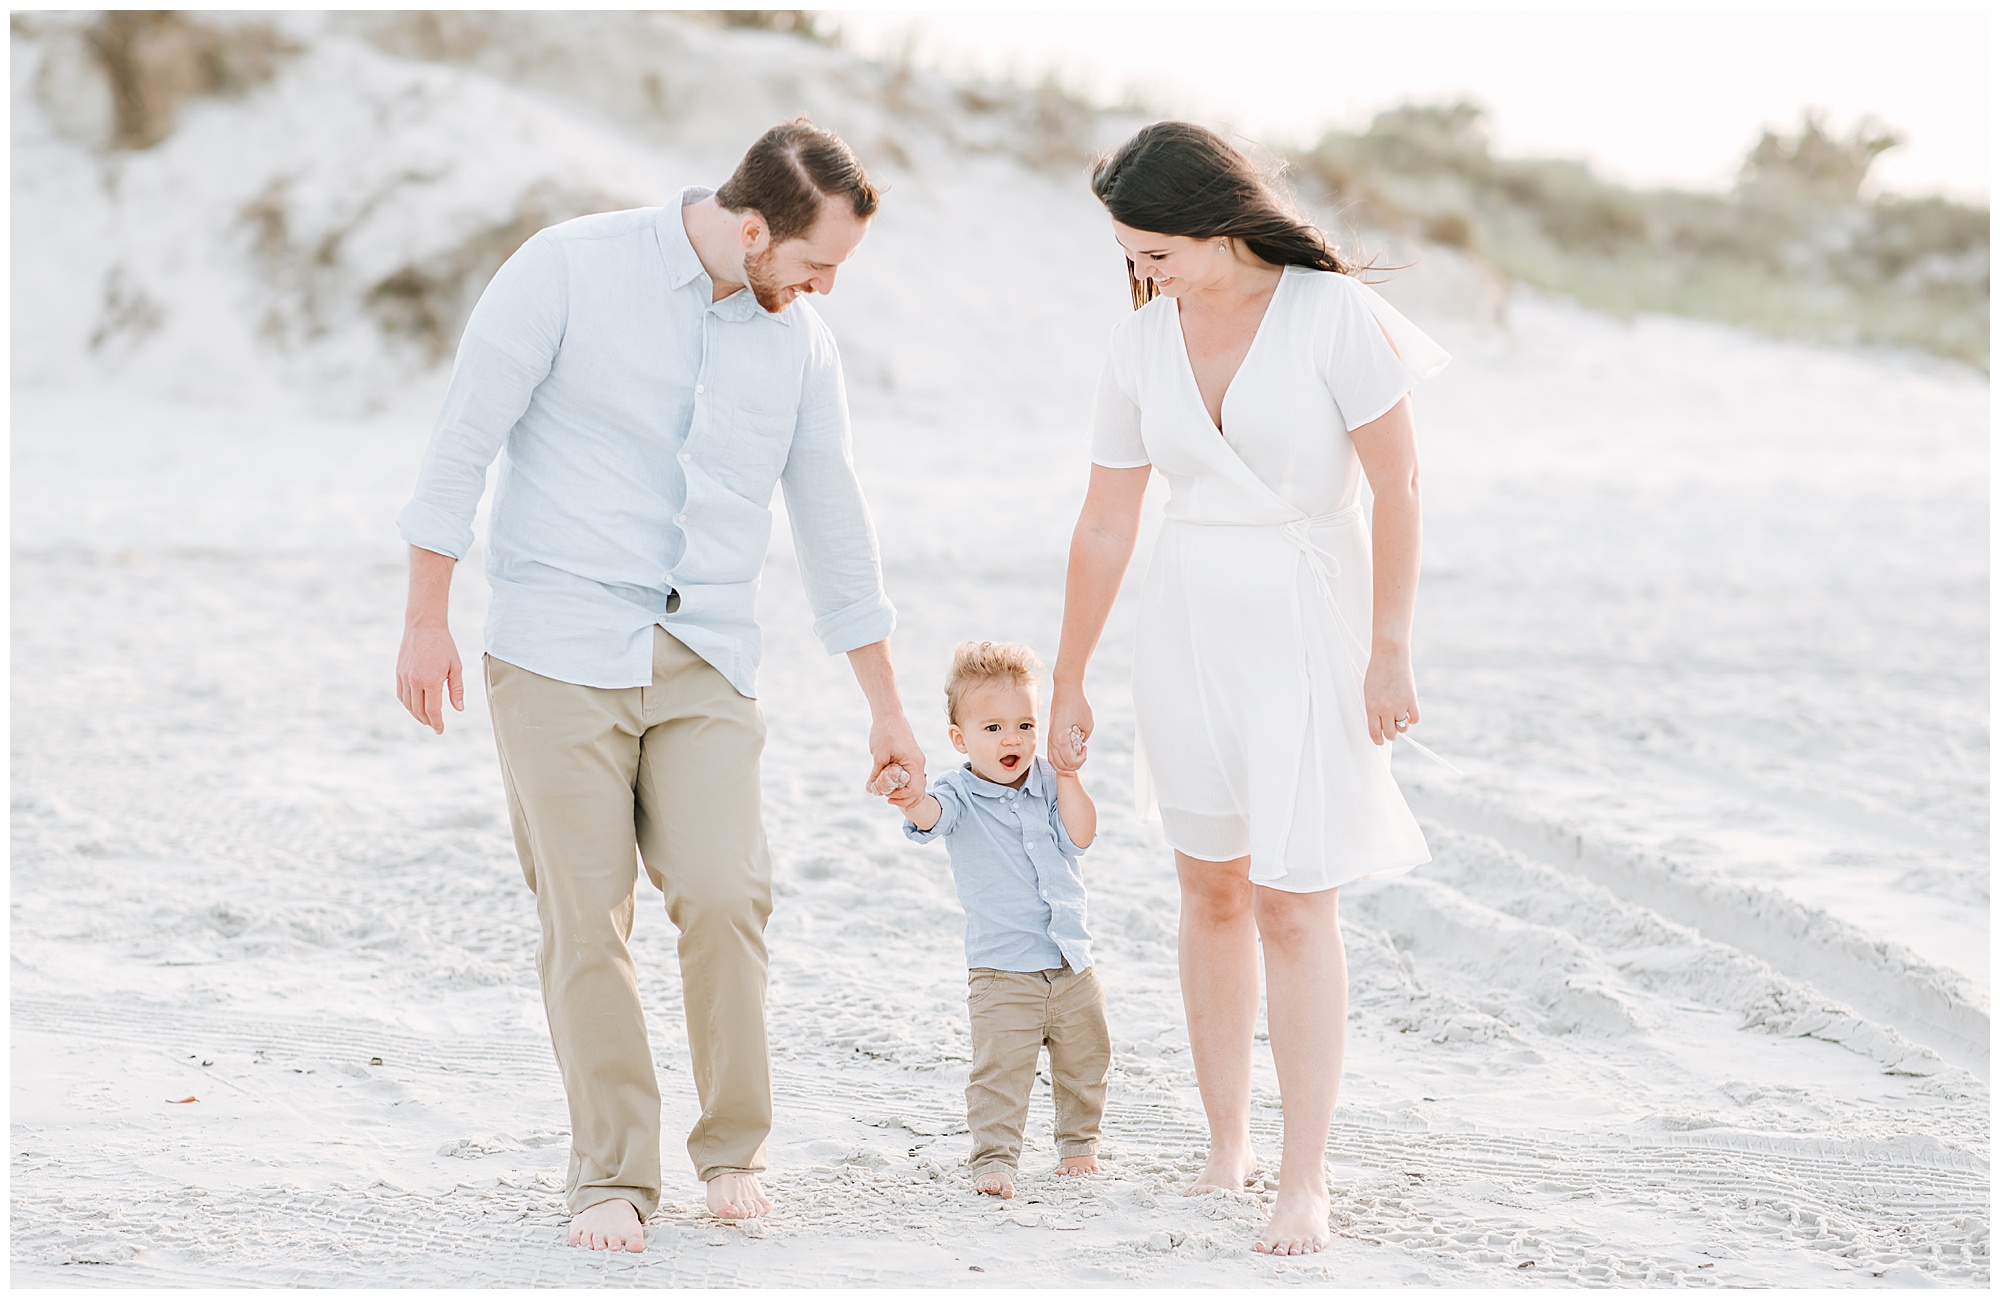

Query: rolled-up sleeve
396;233;567;560
780;314;896;655
1047;795;1085;859
902;777;965;843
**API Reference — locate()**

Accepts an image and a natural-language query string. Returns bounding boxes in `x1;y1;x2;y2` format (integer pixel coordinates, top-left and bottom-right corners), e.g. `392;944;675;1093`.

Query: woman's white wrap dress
1091;266;1450;893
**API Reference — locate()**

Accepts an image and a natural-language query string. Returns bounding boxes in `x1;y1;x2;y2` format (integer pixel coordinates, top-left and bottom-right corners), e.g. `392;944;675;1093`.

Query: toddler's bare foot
1057;1154;1100;1176
1252;1181;1330;1256
706;1171;772;1221
569;1197;646;1252
1184;1147;1257;1196
972;1165;1015;1198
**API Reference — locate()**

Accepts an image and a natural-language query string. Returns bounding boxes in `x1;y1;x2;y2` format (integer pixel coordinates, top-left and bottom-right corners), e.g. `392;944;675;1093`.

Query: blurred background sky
828;7;1991;200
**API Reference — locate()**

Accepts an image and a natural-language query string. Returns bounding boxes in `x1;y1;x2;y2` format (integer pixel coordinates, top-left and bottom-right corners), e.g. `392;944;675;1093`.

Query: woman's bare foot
1252;1181;1331;1256
1057;1154;1100;1176
706;1171;772;1221
569;1197;646;1252
1184;1146;1257;1196
971;1165;1015;1198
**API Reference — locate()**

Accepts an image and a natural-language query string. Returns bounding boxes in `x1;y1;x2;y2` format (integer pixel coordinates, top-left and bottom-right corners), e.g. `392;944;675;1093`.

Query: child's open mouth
999;754;1021;770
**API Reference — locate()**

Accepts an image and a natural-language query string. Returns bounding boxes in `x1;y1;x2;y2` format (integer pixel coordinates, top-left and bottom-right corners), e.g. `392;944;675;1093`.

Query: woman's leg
1250;884;1347;1254
1175;851;1261;1193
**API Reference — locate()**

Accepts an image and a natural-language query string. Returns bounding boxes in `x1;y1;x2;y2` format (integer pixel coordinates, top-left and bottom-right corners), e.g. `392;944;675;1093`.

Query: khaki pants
965;965;1111;1170
485;628;772;1218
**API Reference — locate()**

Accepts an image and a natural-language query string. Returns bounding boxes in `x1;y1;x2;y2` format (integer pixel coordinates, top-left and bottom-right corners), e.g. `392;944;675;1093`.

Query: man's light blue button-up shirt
396;187;895;695
904;757;1093;973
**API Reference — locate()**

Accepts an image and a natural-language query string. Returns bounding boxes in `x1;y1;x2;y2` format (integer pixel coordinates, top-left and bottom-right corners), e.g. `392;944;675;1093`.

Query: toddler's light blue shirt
904;757;1093;972
396;187;895;695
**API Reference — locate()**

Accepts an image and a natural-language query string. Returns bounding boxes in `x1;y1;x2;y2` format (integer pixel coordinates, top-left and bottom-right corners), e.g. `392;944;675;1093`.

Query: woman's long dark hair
1091;121;1351;309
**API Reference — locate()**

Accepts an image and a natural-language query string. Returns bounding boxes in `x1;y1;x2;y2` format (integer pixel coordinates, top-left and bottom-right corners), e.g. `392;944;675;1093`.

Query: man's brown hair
715;117;880;244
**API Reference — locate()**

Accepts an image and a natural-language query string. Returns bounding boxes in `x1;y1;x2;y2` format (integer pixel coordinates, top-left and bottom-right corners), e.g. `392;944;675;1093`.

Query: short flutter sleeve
1314;273;1451;432
1088;332;1149;468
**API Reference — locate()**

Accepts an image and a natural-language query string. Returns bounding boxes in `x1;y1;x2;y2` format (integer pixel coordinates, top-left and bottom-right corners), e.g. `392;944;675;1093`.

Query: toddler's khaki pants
486;628;772;1220
965;965;1111;1170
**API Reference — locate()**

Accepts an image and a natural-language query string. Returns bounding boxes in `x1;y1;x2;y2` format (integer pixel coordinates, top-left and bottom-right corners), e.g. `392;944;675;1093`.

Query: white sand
10;13;1989;1287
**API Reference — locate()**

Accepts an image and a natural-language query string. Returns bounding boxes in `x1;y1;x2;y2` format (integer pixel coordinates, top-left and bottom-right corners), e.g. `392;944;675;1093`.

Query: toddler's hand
868;763;910;798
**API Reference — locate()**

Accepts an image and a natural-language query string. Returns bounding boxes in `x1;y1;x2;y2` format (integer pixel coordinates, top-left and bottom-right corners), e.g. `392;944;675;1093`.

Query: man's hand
397;623;464;734
868;763;911;797
845;639;926;795
870;762;939;829
397;545;463;734
867;711;927;798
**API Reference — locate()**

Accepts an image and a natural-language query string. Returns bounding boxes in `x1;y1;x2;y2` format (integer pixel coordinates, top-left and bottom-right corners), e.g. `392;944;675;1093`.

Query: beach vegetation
1296;104;1989;367
79;11;295;150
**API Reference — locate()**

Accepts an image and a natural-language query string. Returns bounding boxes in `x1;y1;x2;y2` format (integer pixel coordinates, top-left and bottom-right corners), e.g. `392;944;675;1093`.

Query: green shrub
1295;104;1989;368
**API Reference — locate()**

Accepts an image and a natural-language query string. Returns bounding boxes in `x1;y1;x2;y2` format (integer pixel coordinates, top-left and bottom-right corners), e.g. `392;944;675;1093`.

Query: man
393;118;926;1253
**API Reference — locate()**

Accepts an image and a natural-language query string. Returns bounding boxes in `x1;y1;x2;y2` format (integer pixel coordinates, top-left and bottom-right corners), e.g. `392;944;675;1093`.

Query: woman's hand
1351;400;1424;748
1047;683;1094;772
1363;648;1419;746
1049;464;1148;776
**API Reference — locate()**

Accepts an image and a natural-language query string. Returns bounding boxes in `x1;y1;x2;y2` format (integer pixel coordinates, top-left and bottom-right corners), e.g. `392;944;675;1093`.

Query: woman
1047;122;1448;1256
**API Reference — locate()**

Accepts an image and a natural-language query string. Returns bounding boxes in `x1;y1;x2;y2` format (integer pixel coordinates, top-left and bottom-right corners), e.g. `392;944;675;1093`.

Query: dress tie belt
1236;506;1465;777
1277;507;1362;615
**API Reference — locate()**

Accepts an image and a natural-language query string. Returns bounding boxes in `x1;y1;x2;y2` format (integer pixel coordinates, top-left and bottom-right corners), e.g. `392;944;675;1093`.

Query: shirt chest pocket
696;397;797;502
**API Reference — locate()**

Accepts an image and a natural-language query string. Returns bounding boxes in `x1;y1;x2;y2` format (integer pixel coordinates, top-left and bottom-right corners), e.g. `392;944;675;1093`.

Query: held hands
871;764;930;815
396;623;464;734
1363;647;1420;746
869;757;940;831
1047;685;1093;773
869;762;921;808
867;764;909;797
865;712;927;801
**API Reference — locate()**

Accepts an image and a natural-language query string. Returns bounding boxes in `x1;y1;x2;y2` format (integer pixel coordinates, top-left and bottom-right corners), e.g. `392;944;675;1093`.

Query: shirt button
675;513;687;524
679;452;691;463
695;384;705;394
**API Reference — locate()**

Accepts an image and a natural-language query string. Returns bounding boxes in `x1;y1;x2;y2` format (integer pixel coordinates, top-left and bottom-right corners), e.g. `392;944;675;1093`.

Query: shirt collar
957;757;1048;800
658;186;794;328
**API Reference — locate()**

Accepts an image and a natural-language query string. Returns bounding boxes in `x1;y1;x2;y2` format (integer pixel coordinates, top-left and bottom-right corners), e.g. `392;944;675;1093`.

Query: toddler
873;641;1109;1199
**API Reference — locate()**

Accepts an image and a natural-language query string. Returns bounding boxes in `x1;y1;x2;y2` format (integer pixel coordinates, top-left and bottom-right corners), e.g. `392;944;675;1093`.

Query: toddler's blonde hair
944;640;1043;726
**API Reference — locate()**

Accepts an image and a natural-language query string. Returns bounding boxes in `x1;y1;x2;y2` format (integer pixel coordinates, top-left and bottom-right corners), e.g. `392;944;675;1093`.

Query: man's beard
743;246;797;313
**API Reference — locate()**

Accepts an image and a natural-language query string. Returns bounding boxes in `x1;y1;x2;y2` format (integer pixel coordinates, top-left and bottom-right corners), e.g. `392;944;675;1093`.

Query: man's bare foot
569;1197;646;1252
1252;1182;1331;1256
1184;1147;1257;1196
972;1165;1015;1198
1057;1154;1100;1176
705;1171;772;1221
